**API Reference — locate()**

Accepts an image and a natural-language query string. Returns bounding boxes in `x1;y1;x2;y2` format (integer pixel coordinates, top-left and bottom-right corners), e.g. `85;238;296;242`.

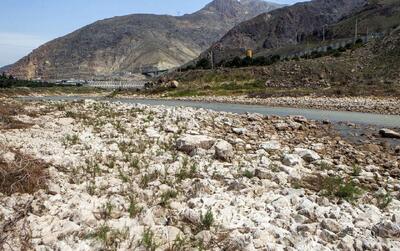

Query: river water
20;96;400;127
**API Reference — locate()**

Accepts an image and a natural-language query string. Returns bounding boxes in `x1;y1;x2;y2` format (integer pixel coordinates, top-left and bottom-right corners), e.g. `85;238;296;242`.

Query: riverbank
136;95;400;116
9;86;400;115
1;98;399;250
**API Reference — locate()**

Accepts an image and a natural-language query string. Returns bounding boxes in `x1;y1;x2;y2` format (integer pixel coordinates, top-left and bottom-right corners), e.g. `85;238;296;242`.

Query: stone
165;124;179;133
319;229;337;242
363;144;380;153
145;127;160;138
47;183;61;195
214;139;234;162
196;230;213;246
181;208;200;225
232;128;247;135
294;148;321;162
260;140;281;151
1;151;15;164
282;154;303;166
321;219;342;233
337;235;355;251
379;128;400;139
372;221;400;238
176;135;216;154
169;80;179;88
275;122;289;131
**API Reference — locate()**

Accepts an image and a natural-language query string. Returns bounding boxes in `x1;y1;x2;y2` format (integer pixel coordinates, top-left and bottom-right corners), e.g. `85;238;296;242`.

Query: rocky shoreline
143;95;400;116
1;98;399;250
22;92;400;115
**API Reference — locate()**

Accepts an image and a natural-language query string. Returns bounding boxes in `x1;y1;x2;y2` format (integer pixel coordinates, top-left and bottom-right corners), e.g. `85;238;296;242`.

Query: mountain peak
201;0;282;17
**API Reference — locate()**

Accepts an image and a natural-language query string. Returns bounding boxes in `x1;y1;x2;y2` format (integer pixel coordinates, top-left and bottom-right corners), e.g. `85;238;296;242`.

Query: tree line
0;73;55;88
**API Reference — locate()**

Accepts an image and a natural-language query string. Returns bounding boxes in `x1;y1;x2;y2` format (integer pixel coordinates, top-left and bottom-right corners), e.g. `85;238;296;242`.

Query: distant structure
246;49;253;58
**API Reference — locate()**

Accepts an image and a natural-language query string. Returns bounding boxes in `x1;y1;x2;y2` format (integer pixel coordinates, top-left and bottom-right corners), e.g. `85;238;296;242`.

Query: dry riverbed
0;98;399;250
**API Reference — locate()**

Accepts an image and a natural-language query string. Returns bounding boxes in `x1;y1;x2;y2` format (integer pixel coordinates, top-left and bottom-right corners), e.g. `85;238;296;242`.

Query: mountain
7;0;283;80
201;0;368;63
0;65;12;74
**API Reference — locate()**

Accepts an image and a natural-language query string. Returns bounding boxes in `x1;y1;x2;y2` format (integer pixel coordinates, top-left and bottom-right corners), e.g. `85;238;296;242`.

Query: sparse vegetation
0;147;48;195
128;196;143;218
159;189;178;207
243;169;254;179
200;209;214;230
139;228;159;251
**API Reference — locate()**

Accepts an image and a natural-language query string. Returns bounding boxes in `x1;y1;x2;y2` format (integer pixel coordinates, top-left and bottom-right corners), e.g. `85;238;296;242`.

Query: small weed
139;228;159;251
319;162;334;171
118;168;130;183
140;172;159;188
87;224;128;249
87;224;110;243
129;156;140;171
269;163;280;172
86;181;96;195
63;134;80;146
160;190;178;207
351;165;362;176
168;234;188;251
101;201;114;219
243;170;254;179
376;193;393;209
200;209;214;230
322;176;362;201
128;196;143;218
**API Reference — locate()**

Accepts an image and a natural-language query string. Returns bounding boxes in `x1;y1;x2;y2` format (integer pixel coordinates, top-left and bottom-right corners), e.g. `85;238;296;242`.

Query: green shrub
200;210;214;230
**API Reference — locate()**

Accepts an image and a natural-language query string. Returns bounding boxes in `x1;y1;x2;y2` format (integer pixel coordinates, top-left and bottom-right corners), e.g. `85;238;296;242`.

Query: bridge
86;80;147;90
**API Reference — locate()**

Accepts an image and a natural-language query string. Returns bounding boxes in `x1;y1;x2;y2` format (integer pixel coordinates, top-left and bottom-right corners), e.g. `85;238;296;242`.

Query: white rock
1;151;15;164
181;208;200;224
176;135;216;154
214;139;234;161
294;148;321;162
321;219;342;233
232;128;247;135
372;221;400;238
145;127;161;138
282;154;303;166
260;140;281;151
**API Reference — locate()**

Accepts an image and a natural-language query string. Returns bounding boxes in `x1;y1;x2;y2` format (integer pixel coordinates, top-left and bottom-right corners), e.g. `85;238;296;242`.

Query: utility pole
209;51;214;70
355;18;358;42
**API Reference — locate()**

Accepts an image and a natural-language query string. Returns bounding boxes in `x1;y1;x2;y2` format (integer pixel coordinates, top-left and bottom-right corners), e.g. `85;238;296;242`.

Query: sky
0;0;301;67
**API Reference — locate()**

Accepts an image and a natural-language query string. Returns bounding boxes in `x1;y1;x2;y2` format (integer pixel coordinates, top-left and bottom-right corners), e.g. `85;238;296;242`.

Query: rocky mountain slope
201;0;368;63
6;0;282;80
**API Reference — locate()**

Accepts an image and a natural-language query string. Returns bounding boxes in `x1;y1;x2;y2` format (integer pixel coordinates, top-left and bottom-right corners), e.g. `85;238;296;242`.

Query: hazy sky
0;0;302;67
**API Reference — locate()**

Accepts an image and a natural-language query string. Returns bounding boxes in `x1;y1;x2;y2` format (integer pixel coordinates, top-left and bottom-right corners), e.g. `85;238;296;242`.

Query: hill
6;0;282;80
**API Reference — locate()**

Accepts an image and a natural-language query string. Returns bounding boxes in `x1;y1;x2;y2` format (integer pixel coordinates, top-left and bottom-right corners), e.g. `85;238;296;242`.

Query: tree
196;58;211;69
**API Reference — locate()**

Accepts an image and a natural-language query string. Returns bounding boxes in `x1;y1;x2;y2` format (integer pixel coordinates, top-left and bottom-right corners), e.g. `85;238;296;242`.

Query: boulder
372;221;400;238
169;80;179;89
214;139;234;162
232;128;247;135
260;140;281;152
321;219;342;233
145;127;161;138
176;135;216;154
282;154;303;166
379;128;400;139
294;148;321;162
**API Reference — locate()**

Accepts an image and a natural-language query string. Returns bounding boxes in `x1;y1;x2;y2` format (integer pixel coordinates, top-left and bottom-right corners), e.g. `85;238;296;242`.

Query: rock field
0;99;399;250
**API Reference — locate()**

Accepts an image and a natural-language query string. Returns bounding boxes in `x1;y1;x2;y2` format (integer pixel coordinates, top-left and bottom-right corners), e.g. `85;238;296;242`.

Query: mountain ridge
200;0;368;63
7;0;283;80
